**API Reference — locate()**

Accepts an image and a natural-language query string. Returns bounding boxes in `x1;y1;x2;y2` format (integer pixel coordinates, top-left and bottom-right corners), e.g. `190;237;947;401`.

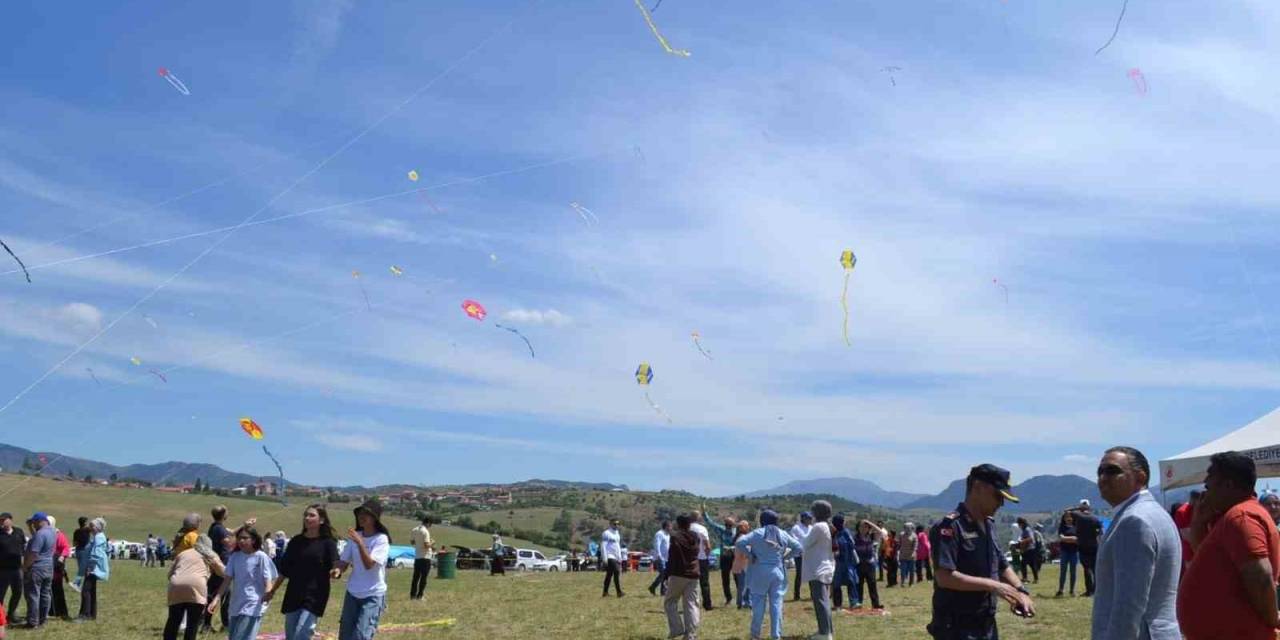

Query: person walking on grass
75;517;108;622
0;513;23;623
164;533;225;640
334;501;391;640
898;522;918;587
1056;511;1080;597
649;520;671;596
663;515;701;640
1090;446;1180;640
20;512;55;629
830;515;860;610
735;509;803;640
789;512;812;601
408;516;434;601
854;520;886;609
1178;451;1280;640
602;520;624;598
266;505;339;640
802;500;836;640
47;516;71;620
208;526;277;640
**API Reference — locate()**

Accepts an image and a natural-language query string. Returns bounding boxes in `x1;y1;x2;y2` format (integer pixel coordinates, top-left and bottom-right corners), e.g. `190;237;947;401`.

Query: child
208;526;277;640
335;501;390;640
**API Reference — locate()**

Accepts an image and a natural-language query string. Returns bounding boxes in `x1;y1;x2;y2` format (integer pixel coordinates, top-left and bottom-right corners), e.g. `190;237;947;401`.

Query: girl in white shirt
335;502;390;640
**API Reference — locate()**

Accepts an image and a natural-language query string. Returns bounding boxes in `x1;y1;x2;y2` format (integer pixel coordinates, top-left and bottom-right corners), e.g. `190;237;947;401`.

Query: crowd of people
620;445;1280;640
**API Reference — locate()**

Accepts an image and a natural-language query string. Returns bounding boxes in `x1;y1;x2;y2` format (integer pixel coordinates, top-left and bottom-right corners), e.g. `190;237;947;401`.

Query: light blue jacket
1090;490;1180;640
79;532;110;581
735;525;803;593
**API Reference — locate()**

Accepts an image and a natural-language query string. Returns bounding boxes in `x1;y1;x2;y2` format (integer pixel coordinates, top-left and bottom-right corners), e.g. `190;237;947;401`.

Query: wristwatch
1016;585;1031;596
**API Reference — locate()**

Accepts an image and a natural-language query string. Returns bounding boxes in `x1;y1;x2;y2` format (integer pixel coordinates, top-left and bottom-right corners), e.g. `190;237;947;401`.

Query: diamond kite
635;362;671;423
407;170;419;182
240;417;264;441
390;265;403;276
462;299;487;321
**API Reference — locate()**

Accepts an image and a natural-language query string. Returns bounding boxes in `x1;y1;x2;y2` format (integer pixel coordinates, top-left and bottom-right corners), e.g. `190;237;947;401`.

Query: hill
903;474;1104;513
744;477;927;508
0;443;269;488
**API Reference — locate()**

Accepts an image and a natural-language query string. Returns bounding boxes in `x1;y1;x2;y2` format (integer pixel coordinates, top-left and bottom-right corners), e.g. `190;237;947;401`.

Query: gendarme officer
927;464;1036;639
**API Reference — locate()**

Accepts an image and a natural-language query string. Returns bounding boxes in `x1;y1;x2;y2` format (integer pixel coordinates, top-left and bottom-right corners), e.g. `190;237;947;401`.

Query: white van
514;548;559;571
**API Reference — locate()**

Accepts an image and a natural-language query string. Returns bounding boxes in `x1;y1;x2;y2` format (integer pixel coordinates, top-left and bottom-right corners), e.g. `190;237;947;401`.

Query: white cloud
500;309;572;327
315;433;383;453
56;303;102;332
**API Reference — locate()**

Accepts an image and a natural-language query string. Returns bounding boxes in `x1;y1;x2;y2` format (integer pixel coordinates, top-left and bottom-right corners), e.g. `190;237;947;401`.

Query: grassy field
4;558;1091;639
0;473;557;554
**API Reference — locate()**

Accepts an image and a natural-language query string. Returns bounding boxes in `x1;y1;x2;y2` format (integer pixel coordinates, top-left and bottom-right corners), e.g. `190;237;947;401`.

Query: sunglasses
1097;464;1125;477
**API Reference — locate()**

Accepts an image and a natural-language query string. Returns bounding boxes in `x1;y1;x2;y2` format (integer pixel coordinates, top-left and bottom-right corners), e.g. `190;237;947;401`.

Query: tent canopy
1159;406;1280;492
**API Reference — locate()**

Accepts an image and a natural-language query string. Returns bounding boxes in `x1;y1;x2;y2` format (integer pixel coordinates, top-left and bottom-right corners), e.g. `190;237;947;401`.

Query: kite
495;323;535;358
462;299;487;321
240;417;264;440
993;278;1008;304
0;238;30;283
1094;0;1130;56
1127;68;1148;95
148;369;167;383
85;368;101;386
690;331;713;360
635;362;671;423
839;249;856;346
390;265;403;276
157;67;191;96
880;66;902;86
570;202;599;225
143;315;159;329
261;445;287;506
633;0;691;58
352;271;371;311
489;253;499;264
130;356;142;366
407;170;419;182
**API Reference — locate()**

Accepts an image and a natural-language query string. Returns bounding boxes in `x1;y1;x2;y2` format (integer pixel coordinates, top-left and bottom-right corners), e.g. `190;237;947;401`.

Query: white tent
1159;406;1280;492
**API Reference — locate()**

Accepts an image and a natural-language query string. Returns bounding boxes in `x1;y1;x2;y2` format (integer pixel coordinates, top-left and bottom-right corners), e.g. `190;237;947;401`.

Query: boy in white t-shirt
335;501;390;640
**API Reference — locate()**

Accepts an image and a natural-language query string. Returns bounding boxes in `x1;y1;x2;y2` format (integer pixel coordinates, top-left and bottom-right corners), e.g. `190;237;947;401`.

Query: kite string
841;271;851;346
0;4;527;424
1094;0;1130;56
0;151;604;279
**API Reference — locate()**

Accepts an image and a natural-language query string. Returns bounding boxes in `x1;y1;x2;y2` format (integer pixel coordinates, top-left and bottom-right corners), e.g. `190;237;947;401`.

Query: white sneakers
808;634;833;640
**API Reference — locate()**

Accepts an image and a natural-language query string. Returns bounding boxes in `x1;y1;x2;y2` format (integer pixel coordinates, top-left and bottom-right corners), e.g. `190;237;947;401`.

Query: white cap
1079;499;1091;508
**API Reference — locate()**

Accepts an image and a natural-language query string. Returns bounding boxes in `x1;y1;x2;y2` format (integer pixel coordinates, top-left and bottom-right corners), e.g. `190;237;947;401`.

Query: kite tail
841;271;851;346
633;0;691;57
694;338;713;360
262;446;288;506
644;391;673;424
0;238;31;283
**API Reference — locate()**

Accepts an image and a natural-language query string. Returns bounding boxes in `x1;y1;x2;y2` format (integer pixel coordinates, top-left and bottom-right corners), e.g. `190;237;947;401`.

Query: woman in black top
265;504;339;640
1056;511;1079;597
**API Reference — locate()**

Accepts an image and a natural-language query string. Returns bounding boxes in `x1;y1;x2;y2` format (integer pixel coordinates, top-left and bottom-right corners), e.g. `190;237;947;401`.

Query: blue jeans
899;559;916;584
286;608;321;640
1058;547;1079;594
338;592;385;640
749;568;786;639
226;615;263;640
24;572;52;626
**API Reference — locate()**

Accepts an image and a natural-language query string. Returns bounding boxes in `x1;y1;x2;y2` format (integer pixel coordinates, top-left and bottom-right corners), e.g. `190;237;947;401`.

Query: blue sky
2;0;1280;497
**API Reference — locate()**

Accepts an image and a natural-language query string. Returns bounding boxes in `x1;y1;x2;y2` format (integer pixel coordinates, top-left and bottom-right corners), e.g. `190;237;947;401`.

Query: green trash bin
437;551;458;579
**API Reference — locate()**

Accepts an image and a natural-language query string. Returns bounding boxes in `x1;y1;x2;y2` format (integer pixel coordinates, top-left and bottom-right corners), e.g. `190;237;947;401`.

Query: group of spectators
0;511;108;635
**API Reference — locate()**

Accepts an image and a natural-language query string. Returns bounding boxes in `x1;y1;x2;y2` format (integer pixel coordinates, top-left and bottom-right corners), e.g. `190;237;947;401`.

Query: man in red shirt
1177;451;1280;640
1171;489;1202;573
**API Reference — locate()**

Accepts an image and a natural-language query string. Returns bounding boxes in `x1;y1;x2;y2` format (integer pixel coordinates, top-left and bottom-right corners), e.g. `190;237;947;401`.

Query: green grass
4;559;1092;639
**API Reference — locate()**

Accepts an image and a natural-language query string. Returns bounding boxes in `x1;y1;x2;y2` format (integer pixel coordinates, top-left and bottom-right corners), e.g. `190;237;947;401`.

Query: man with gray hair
802;500;835;640
1090;446;1180;639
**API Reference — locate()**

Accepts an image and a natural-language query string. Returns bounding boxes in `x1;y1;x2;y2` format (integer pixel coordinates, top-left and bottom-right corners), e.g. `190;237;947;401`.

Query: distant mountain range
746;474;1122;513
745;477;927;508
0;443;629;493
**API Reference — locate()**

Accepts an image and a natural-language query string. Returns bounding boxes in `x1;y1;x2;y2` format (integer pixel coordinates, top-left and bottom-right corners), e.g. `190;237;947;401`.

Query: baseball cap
1079;499;1091;509
968;464;1019;503
30;512;48;523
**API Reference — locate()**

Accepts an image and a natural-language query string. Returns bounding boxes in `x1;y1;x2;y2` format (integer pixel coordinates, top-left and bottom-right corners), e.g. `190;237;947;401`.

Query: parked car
534;553;568;572
449;545;490;571
515;548;558;571
389;556;414;569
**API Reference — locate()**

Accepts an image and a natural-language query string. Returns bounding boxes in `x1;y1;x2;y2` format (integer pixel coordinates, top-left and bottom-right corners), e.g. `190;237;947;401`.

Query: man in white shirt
602;520;624;597
648;520;671;596
691;511;714;610
409;516;434;601
790;512;814;601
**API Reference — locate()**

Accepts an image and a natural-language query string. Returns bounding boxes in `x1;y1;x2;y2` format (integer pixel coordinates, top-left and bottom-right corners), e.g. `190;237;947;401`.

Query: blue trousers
747;568;787;639
285;608;321;640
338;592;385;640
226;615;263;640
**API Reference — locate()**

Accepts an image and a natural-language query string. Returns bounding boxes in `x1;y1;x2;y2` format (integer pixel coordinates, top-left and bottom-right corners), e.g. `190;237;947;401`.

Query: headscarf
831;514;846;532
